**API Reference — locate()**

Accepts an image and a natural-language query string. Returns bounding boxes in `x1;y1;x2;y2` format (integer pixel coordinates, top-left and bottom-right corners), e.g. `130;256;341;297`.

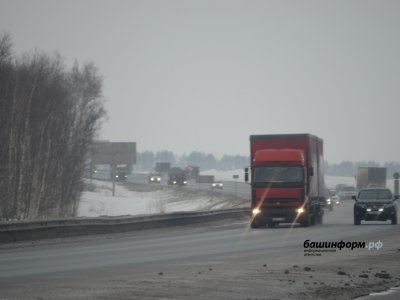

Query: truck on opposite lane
245;134;325;228
356;167;387;191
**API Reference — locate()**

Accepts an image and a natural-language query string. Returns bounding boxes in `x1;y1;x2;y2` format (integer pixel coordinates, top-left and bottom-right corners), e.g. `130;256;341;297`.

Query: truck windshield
253;165;304;186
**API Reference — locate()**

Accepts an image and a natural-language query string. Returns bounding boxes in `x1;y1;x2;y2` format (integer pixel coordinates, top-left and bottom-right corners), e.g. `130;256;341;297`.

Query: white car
338;186;357;200
211;181;224;189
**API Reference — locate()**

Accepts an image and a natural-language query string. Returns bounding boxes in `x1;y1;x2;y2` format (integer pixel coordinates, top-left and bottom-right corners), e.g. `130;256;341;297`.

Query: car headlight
366;208;371;212
378;208;384;212
327;199;331;204
183;181;187;184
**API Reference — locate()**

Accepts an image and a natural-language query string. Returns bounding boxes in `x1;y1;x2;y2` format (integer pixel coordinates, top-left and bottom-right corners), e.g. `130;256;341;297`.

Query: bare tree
0;34;106;220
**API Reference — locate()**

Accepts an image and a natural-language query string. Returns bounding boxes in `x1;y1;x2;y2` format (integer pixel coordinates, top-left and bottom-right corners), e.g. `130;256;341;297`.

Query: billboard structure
92;141;136;165
91;141;136;196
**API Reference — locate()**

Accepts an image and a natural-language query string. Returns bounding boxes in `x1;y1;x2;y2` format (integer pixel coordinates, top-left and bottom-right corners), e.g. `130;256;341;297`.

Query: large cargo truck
356;167;386;190
245;134;325;228
168;167;187;186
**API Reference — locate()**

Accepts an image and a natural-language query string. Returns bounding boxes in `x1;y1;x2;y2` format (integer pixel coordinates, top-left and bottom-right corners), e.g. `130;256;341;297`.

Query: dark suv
353;188;398;225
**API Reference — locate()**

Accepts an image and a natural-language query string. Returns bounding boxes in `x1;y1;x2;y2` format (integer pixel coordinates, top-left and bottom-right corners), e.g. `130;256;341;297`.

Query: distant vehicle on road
335;183;347;192
115;171;127;181
353;188;398;225
338;185;357;200
333;195;341;206
168;167;187;186
149;173;162;183
211;181;224;189
324;198;333;211
324;189;339;211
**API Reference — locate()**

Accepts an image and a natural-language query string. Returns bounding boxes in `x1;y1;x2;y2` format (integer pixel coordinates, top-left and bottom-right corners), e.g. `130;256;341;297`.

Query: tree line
136;150;249;172
0;34;105;220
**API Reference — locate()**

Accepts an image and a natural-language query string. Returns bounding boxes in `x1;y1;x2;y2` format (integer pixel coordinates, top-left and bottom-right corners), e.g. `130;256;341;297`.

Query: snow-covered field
78;180;247;217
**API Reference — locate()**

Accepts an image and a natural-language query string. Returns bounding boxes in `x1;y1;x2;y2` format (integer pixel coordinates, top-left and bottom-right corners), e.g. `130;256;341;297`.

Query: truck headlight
252;208;261;216
296;207;304;214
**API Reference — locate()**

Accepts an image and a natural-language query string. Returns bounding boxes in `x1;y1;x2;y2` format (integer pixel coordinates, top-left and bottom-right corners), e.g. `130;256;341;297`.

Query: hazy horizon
1;0;400;163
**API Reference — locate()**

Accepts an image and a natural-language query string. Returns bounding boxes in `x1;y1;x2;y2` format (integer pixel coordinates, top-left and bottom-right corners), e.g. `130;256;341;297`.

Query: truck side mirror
309;167;314;177
244;167;249;182
352;195;357;201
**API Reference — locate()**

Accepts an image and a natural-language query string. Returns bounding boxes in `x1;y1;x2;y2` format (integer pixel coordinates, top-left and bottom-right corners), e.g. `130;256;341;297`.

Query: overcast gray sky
1;0;399;163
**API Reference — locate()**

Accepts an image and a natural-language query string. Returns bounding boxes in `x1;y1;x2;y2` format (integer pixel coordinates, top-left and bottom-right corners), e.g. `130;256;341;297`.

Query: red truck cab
245;134;325;228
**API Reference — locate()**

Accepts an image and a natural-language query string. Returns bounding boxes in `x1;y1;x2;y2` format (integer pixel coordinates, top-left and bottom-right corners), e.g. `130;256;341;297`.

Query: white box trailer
356;167;386;190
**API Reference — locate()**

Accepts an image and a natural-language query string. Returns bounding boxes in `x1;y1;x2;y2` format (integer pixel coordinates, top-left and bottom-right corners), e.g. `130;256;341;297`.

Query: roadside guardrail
0;208;250;244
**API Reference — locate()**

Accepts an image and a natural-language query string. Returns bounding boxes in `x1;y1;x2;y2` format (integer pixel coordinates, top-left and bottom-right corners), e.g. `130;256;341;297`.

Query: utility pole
233;174;239;199
394;172;399;196
111;163;116;197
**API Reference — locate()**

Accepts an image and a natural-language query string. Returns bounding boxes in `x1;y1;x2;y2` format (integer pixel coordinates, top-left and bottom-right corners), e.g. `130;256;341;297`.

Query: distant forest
136;151;248;172
136;150;400;178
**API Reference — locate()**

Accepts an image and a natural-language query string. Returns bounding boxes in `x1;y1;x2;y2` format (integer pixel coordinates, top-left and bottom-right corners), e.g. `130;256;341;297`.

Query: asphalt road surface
1;201;399;299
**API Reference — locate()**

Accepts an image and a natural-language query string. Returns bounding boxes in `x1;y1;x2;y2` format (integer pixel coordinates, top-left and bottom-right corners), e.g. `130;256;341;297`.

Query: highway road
93;170;251;199
1;200;399;299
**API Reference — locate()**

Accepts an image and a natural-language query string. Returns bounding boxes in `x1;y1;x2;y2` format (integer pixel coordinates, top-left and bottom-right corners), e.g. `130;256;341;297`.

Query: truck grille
262;198;298;204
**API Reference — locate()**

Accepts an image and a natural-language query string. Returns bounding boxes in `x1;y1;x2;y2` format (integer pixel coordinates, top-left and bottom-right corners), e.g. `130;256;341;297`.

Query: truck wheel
310;214;316;226
317;213;323;225
354;217;361;225
300;220;309;227
251;221;261;229
267;222;275;228
300;211;311;227
300;217;310;227
391;216;397;225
